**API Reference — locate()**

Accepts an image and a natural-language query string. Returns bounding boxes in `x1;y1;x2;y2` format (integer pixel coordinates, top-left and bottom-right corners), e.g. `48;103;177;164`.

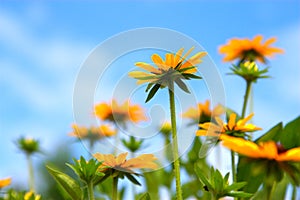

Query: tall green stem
112;177;119;200
292;185;297;200
26;154;35;191
230;150;236;183
168;82;182;200
241;81;252;118
87;182;95;200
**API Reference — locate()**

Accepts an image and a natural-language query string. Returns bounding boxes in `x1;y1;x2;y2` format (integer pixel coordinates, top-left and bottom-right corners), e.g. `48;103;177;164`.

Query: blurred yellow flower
24;191;41;200
219;35;284;63
182;100;224;123
94;99;147;124
221;134;300;162
0;177;11;189
197;113;261;137
69;124;116;138
93;152;158;173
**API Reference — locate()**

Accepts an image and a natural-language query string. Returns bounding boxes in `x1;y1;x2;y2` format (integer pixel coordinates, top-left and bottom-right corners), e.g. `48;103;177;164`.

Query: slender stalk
112;176;119;200
292;185;297;200
26;154;35;192
230;150;236;183
266;182;276;200
87;181;95;200
168;82;182;200
241;80;252;118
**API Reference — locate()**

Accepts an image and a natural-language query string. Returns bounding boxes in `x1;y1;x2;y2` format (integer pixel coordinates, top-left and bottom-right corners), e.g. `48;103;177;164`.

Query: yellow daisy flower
69;124;116;138
0;177;11;189
129;47;207;102
219;35;284;63
94;99;147;124
221;134;300;162
182;100;224;124
93;152;158;173
24;191;41;200
197;113;261;137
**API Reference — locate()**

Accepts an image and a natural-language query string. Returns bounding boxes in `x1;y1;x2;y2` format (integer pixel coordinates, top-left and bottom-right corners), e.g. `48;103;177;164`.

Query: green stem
87;181;95;200
112;177;119;200
230;150;236;183
26;154;35;191
292;185;297;200
266;182;276;200
168;82;182;200
241;81;252;119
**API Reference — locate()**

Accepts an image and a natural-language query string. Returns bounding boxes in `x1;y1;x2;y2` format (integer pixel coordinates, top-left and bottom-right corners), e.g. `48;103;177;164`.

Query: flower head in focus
0;177;11;189
129;47;207;102
219;35;284;63
197;113;261;139
182;100;224;124
94;99;147;126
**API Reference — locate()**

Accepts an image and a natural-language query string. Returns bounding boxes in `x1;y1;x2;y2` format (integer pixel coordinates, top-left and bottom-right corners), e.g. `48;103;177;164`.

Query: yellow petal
135;62;160;74
228;113;236;130
152;54;168;70
277;147;300;162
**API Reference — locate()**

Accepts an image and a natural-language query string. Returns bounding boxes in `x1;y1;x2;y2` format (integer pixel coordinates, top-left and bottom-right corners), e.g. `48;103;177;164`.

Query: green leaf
182;73;202;79
280;116;300;148
145;83;154;92
139;193;151;200
124;173;141;186
194;164;213;191
226;191;253;198
46;165;82;200
145;84;160;103
175;78;190;93
178;66;195;72
255;122;282;143
174;62;182;70
224;182;247;193
213;169;224;193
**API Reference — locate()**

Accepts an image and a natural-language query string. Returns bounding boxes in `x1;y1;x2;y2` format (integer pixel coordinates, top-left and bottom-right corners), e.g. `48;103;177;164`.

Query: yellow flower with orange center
0;177;11;189
94;99;147;124
129;47;207;102
182;100;224;124
221;134;300;162
197;113;261;137
93;152;158;173
219;35;284;63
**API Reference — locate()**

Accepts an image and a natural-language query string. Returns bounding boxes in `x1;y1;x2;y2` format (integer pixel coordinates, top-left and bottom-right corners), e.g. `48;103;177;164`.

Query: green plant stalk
168;82;183;200
241;80;252;119
292;185;297;200
26;154;35;192
87;181;95;200
112;176;119;200
266;182;276;200
231;150;236;183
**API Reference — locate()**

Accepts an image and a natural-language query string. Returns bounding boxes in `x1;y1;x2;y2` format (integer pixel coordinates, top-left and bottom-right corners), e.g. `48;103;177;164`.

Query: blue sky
1;0;300;193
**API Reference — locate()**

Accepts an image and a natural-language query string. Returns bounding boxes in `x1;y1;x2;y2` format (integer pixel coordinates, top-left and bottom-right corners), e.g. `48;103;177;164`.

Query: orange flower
94;99;147;124
93;152;158;173
182;100;224;123
197;113;261;137
0;177;11;189
221;134;300;162
219;35;284;63
69;124;116;138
